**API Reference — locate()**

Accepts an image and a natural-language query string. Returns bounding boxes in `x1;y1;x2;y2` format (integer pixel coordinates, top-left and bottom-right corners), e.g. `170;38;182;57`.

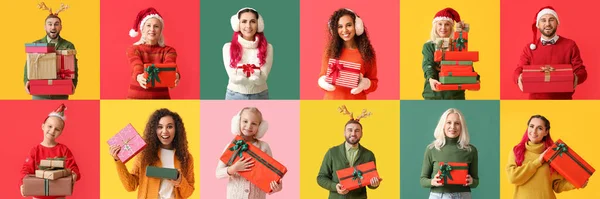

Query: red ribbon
237;64;260;77
57;55;74;79
327;60;360;85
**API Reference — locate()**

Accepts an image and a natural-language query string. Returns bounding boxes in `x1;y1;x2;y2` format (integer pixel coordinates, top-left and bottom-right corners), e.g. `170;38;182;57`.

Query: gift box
522;64;574;93
439;71;478;84
27;53;57;80
143;63;177;88
29;79;73;95
146;166;178;180
40;158;65;169
219;135;287;193
434;51;479;62
434;38;452;51
107;124;147;164
56;50;76;79
35;169;70;180
325;59;361;88
25;43;55;53
336;161;380;191
441;61;473;66
543;139;595;188
236;64;261;77
437;162;469;185
436;83;480;91
22;175;72;196
452;31;468;51
440;66;474;73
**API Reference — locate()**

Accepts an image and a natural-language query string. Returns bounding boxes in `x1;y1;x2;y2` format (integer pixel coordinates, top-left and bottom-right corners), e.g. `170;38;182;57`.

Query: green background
400;100;500;198
200;0;300;99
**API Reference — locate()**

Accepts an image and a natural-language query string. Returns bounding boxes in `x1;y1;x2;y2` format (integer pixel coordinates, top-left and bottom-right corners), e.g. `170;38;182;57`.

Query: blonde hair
134;16;165;47
240;107;263;123
429;19;455;42
427;108;471;151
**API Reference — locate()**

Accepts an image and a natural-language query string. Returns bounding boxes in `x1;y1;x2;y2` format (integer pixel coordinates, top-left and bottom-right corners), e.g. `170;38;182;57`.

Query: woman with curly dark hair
109;108;195;199
317;8;378;100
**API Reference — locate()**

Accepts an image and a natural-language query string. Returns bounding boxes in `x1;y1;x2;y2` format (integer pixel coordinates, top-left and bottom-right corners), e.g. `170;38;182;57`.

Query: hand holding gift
167;169;183;187
318;75;336;91
109;145;122;161
369;177;381;187
269;180;283;194
464;174;473;186
429;78;441;92
336;183;349;195
431;172;443;187
227;156;254;175
350;74;372;95
173;73;180;88
137;74;147;89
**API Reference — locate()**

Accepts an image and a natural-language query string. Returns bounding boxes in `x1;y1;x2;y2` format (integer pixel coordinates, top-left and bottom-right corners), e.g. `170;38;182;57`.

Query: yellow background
500;101;600;198
99;100;200;198
299;100;400;198
399;0;500;99
2;0;100;99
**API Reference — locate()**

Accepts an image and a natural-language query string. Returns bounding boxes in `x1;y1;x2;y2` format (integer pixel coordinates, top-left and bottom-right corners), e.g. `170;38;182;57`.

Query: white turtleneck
222;35;273;94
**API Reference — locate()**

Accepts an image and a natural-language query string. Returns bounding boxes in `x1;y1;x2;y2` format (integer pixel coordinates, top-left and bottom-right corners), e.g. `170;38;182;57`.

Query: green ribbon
352;167;364;184
226;140;249;165
453;32;468;51
439;163;454;184
552;143;568;157
145;64;176;87
44;179;49;196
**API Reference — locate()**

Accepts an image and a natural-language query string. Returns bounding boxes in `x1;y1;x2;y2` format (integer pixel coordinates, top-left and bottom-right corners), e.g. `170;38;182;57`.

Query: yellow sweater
506;141;576;199
115;149;195;199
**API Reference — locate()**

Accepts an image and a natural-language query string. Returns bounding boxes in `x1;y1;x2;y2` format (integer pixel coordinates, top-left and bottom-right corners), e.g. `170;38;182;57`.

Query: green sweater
421;41;479;100
420;137;479;193
24;36;79;96
317;142;378;199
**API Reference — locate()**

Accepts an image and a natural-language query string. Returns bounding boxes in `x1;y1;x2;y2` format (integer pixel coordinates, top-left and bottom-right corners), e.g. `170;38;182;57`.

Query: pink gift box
325;59;361;88
29;79;73;95
56;50;76;79
107;124;146;164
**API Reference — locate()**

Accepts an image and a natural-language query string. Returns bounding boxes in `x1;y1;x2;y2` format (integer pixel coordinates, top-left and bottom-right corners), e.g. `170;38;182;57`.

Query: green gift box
145;166;178;180
440;61;473;66
440;76;478;84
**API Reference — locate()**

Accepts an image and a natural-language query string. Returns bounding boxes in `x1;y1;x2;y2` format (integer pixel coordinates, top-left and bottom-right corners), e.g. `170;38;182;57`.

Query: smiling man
514;6;587;100
24;3;78;100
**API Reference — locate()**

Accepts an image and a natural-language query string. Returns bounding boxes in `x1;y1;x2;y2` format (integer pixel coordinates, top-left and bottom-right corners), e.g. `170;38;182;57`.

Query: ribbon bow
145;64;161;87
439;163;454;183
58;69;74;79
552;143;568;157
352;167;364;184
454;32;468;51
327;60;344;84
540;65;555;82
227;140;249;165
241;64;257;77
542;39;555;46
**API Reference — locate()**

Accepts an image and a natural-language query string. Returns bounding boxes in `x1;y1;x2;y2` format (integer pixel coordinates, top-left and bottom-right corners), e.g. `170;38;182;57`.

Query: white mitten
249;69;262;85
232;71;248;84
318;75;335;91
351;76;371;95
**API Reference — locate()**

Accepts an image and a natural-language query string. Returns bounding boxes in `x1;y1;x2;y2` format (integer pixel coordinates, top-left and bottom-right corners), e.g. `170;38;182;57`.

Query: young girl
20;104;81;199
420;108;479;199
109;108;194;199
216;107;282;199
506;115;588;198
421;8;478;100
317;8;378;100
223;8;273;100
126;7;180;99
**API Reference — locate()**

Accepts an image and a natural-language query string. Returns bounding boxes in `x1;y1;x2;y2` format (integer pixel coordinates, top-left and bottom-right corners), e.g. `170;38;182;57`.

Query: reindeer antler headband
38;2;69;16
338;105;372;122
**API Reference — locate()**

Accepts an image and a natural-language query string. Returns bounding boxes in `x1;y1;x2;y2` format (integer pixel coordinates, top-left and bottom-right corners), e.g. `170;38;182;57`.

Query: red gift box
219;136;287;193
452;31;468;51
522;64;573;93
325;59;361;88
434;51;479;62
56;50;76;79
336;161;380;191
22;175;72;196
107;124;147;164
543;139;595;188
441;66;474;73
143;63;177;88
436;83;480;91
29;79;73;95
437;162;469;185
236;64;261;77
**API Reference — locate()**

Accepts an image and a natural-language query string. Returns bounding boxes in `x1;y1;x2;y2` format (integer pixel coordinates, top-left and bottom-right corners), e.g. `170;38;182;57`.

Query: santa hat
530;6;560;50
433;7;461;24
48;104;67;121
129;7;164;38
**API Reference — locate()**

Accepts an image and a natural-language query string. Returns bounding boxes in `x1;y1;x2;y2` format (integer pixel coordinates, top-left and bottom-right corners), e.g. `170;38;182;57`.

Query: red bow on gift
58;69;74;79
238;64;260;77
328;60;344;84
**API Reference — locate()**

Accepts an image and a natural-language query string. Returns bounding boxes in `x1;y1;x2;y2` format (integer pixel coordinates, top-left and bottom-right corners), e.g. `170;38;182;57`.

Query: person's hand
464;174;473;186
351;74;371;95
137;74;147;89
539;148;549;163
71;171;78;185
369;177;381;187
573;73;578;90
429;78;441;92
174;73;180;87
269;180;283;194
518;73;524;92
227;157;254;174
431;172;443;187
248;70;260;83
20;184;25;197
109;145;122;162
318;75;335;91
25;81;30;94
168;169;183;187
336;183;349;195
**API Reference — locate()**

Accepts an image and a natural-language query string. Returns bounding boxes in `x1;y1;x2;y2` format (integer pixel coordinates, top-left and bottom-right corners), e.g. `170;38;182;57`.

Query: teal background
200;0;300;99
400;100;500;198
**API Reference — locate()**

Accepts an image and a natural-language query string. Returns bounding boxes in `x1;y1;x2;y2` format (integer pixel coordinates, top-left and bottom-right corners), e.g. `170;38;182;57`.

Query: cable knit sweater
222;35;273;94
216;139;272;199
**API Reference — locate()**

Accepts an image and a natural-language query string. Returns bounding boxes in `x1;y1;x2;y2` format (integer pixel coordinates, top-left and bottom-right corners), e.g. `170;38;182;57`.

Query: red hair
229;32;268;68
512;130;555;173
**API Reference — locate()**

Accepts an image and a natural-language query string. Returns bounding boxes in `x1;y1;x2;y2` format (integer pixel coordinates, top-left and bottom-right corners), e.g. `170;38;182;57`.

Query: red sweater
126;44;178;99
20;143;81;199
513;36;587;99
319;48;378;99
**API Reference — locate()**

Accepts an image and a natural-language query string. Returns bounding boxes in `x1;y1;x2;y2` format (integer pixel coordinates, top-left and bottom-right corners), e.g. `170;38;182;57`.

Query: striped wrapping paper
325;59;361;88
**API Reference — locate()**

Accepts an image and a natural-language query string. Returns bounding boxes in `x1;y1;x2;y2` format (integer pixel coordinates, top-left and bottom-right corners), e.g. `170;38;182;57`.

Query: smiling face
444;113;462;138
435;20;453;38
41;116;64;141
142;18;162;44
45;17;62;40
527;118;549;144
538;14;558;38
344;122;362;145
156;115;175;148
239;11;258;40
337;14;356;42
239;110;261;137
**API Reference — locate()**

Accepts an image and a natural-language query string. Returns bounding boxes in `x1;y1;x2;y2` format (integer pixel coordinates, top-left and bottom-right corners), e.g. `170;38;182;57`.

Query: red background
299;0;400;99
100;0;200;99
0;101;100;199
500;0;600;99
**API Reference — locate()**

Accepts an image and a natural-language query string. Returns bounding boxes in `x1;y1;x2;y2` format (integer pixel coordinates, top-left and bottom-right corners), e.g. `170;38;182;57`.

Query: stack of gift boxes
433;31;480;91
25;43;75;95
22;158;73;197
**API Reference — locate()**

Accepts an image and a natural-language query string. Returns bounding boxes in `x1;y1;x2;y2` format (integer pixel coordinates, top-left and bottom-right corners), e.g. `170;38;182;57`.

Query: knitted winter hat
530;6;560;50
48;104;67;121
231;7;265;33
433;7;461;24
129;7;164;38
338;105;371;122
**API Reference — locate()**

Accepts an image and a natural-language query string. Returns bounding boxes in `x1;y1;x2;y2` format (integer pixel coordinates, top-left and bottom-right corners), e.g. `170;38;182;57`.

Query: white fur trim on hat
536;8;559;27
231;7;264;33
433;16;456;24
130;14;164;38
230;110;268;139
48;112;66;121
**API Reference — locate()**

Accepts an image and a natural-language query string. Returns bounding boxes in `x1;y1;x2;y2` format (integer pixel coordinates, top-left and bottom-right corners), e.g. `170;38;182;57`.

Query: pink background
200;101;300;199
500;0;600;99
100;0;200;99
0;101;100;198
299;0;400;99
